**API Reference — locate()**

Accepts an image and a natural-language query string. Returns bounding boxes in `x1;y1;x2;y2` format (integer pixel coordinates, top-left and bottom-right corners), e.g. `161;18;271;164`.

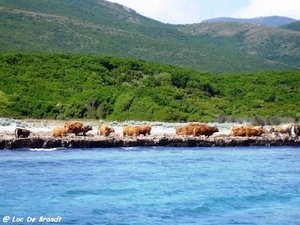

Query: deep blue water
1;146;300;225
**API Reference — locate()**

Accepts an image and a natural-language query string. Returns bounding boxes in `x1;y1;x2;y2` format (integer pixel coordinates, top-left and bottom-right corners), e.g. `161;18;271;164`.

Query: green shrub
1;54;300;122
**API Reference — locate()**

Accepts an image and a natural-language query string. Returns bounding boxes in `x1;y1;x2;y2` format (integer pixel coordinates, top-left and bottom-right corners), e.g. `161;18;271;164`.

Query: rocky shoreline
1;118;300;150
1;134;300;150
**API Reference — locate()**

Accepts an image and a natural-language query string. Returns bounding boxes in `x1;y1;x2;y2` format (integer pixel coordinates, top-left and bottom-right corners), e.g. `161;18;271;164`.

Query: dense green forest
0;54;299;123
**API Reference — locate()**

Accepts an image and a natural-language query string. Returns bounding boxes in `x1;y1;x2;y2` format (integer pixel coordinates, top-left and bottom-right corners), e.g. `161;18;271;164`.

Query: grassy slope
0;0;299;73
178;22;300;70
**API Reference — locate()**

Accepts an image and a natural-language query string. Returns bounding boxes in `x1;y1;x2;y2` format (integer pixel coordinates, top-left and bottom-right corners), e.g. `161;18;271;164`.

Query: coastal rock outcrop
1;135;300;150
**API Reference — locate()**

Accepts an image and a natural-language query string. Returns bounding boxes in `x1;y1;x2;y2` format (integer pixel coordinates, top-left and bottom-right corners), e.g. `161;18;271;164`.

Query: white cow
269;124;292;135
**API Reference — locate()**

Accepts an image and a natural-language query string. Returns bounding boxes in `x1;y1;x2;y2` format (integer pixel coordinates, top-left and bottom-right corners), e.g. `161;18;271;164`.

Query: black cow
294;125;300;137
15;128;31;138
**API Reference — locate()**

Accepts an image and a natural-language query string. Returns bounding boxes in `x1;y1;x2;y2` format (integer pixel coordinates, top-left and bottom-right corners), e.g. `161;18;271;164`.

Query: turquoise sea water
1;146;300;225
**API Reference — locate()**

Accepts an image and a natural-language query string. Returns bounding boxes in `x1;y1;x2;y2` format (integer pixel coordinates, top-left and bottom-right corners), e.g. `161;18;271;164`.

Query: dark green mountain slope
178;22;300;70
281;20;300;32
0;0;299;73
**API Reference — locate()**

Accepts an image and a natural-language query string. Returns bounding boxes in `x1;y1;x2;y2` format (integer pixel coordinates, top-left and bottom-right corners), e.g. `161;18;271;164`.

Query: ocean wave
121;147;140;151
29;148;61;152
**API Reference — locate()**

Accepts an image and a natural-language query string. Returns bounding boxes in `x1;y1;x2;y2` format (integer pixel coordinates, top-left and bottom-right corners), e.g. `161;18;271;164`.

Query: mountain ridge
280;20;300;32
0;0;299;73
201;16;297;27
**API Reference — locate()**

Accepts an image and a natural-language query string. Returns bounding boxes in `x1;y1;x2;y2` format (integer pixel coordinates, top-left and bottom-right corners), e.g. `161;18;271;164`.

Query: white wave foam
121;147;139;151
29;148;60;152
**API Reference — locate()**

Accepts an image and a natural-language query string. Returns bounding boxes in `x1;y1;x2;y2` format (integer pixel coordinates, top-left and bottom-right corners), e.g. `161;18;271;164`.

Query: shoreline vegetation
1;54;300;123
1;118;300;150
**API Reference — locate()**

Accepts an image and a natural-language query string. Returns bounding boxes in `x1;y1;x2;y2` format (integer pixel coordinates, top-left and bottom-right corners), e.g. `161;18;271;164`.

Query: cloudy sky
106;0;300;24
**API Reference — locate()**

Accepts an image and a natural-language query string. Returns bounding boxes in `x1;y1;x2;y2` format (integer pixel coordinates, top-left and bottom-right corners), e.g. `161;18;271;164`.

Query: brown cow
174;126;184;135
230;125;265;136
136;125;152;136
52;127;69;137
98;124;115;137
243;125;263;130
176;124;195;136
123;125;140;137
64;121;83;134
64;122;92;136
232;127;266;137
175;123;204;136
80;125;93;136
193;125;219;137
245;128;264;137
231;127;247;137
177;126;193;135
15;128;31;138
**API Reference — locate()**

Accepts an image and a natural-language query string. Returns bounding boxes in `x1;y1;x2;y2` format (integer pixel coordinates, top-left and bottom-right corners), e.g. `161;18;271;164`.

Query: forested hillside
0;0;299;73
281;20;300;32
1;1;299;123
178;22;300;71
1;54;299;123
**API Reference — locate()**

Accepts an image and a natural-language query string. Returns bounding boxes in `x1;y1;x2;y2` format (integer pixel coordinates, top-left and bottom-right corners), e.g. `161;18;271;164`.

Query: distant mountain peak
202;16;296;27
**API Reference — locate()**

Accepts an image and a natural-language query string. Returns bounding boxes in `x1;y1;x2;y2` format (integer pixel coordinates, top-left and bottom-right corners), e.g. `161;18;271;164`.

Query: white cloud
107;0;203;24
233;0;300;19
106;0;248;24
106;0;300;24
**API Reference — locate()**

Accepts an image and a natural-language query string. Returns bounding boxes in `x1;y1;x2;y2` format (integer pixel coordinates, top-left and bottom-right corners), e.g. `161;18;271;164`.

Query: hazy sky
106;0;300;24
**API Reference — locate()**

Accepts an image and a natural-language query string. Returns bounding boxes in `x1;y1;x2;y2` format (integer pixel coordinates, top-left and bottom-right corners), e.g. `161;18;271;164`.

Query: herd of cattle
175;123;300;137
13;121;300;139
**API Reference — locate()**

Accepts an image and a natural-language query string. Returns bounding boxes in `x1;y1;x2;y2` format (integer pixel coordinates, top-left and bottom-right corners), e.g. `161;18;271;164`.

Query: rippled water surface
1;146;300;224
